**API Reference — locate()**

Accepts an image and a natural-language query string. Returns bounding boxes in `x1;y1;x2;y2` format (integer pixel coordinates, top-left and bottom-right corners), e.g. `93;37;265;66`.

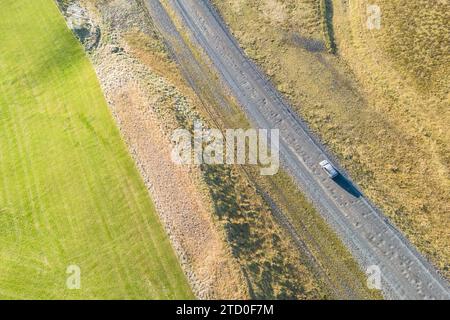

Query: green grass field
0;0;193;299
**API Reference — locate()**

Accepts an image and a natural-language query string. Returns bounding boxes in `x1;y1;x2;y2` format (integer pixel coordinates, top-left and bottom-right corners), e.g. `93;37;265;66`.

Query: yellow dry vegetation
213;0;450;277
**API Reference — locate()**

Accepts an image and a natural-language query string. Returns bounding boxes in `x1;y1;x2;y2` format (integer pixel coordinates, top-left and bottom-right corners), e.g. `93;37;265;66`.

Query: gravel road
144;0;450;300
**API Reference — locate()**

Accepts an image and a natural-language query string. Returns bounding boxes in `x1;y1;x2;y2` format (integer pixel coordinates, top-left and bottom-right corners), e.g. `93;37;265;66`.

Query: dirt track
144;0;450;299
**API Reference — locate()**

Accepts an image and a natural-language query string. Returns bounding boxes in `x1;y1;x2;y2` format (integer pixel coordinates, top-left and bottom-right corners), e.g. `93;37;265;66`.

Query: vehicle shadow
333;174;361;198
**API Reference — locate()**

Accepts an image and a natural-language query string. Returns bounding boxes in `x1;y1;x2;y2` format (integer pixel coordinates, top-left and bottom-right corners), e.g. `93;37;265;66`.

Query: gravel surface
145;0;450;300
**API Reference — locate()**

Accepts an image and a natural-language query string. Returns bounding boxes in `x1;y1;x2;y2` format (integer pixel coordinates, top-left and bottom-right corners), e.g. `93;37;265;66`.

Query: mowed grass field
0;0;193;299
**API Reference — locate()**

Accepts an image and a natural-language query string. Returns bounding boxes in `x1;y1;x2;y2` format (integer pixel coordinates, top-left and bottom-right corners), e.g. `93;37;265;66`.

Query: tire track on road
145;0;450;300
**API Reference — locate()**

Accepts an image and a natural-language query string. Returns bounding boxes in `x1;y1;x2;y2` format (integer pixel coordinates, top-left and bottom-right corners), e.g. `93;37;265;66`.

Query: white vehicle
320;160;339;178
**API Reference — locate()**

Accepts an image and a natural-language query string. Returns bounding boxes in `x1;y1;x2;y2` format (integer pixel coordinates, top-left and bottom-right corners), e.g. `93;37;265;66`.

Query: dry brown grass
334;0;450;277
129;28;324;300
156;0;381;298
213;0;450;277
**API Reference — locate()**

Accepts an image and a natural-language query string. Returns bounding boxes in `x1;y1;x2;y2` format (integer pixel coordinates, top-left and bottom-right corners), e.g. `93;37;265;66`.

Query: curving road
144;0;450;299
